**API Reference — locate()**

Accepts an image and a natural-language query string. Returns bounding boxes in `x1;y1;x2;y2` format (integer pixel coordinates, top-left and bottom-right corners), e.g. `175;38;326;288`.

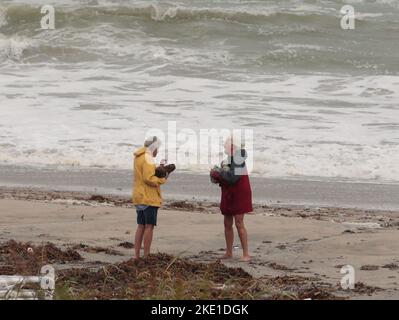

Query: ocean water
0;0;398;183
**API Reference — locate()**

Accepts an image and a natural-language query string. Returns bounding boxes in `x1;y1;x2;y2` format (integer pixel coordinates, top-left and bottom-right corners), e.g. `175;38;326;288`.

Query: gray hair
225;134;245;149
144;136;161;151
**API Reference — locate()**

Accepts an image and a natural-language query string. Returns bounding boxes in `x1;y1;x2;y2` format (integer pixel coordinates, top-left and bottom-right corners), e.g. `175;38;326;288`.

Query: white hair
144;136;161;152
225;133;245;149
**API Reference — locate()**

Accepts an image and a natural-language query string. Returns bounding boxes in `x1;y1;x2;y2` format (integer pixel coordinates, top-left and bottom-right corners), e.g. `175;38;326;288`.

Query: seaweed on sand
0;240;82;275
1;241;341;300
57;254;340;300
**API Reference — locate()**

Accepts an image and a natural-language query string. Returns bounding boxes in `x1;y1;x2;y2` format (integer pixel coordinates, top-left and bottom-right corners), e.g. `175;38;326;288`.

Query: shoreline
2;185;399;219
1;164;399;211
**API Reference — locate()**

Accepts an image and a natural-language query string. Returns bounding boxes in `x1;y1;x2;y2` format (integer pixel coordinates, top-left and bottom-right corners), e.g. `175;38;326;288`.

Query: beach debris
165;201;196;210
118;242;135;249
38;234;49;238
266;275;339;300
352;282;381;296
1;240;347;300
212;283;236;291
297;213;309;218
57;254;339;300
360;265;379;271
0;240;82;275
89;195;107;203
199;250;218;255
72;244;123;256
342;222;381;229
57;253;257;300
382;263;399;270
268;262;294;271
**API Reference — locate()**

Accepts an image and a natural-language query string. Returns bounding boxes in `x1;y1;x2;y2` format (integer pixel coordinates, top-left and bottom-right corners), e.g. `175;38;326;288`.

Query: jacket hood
134;146;147;157
236;149;247;160
228;149;247;167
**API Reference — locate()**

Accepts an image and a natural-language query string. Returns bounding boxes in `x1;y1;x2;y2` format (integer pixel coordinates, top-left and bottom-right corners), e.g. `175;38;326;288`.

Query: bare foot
133;256;140;261
239;256;251;262
220;254;233;260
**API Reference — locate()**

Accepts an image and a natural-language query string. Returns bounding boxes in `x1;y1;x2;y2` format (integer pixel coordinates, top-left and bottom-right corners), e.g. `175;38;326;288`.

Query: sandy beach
1;186;399;299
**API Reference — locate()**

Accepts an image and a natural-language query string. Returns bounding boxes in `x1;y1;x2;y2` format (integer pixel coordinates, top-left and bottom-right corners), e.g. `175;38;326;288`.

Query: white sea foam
1;67;398;182
0;0;398;183
0;7;7;28
0;35;33;61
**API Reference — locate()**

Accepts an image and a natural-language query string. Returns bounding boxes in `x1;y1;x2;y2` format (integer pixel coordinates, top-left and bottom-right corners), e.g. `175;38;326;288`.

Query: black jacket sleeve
218;149;247;186
219;159;242;186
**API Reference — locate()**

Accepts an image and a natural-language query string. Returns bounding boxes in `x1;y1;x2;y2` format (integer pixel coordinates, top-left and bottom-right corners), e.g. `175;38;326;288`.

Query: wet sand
1;164;399;210
1;188;399;299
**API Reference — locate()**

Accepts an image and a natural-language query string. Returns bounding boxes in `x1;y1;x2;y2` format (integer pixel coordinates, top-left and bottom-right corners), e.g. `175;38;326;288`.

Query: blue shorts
136;206;159;226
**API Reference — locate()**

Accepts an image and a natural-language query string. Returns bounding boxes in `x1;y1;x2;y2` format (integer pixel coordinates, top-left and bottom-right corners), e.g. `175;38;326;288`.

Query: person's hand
210;169;221;183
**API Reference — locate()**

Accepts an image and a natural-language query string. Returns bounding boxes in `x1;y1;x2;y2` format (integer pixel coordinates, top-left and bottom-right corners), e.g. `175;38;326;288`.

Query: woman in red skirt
210;137;253;262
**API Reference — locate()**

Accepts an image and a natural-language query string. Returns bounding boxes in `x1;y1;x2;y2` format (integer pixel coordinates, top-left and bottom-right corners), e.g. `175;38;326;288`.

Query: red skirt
219;174;253;216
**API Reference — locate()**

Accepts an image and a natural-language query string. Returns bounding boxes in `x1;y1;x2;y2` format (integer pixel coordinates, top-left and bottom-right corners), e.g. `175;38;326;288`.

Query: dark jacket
213;149;253;216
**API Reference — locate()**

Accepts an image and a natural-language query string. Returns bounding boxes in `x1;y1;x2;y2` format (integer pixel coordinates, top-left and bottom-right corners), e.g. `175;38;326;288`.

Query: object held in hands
210;166;221;184
155;164;176;178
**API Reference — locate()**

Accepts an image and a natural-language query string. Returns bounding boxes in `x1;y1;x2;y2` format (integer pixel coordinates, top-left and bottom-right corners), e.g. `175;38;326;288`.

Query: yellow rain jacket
132;147;166;207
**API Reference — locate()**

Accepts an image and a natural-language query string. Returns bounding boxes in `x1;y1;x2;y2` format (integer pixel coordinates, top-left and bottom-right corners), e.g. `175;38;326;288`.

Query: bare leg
134;224;145;259
234;214;250;262
143;224;155;257
223;215;234;259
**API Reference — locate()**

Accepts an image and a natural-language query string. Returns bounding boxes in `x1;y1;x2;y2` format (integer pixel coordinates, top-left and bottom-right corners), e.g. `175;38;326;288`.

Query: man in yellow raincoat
132;136;168;259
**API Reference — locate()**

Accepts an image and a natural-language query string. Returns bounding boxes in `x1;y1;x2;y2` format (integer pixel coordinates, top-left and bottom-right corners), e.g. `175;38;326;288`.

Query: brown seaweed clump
57;254;340;300
0;240;82;275
0;241;342;300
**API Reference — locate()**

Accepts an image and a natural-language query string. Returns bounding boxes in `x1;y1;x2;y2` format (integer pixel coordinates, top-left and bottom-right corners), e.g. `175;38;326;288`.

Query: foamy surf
0;35;33;61
0;0;398;183
0;7;7;28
